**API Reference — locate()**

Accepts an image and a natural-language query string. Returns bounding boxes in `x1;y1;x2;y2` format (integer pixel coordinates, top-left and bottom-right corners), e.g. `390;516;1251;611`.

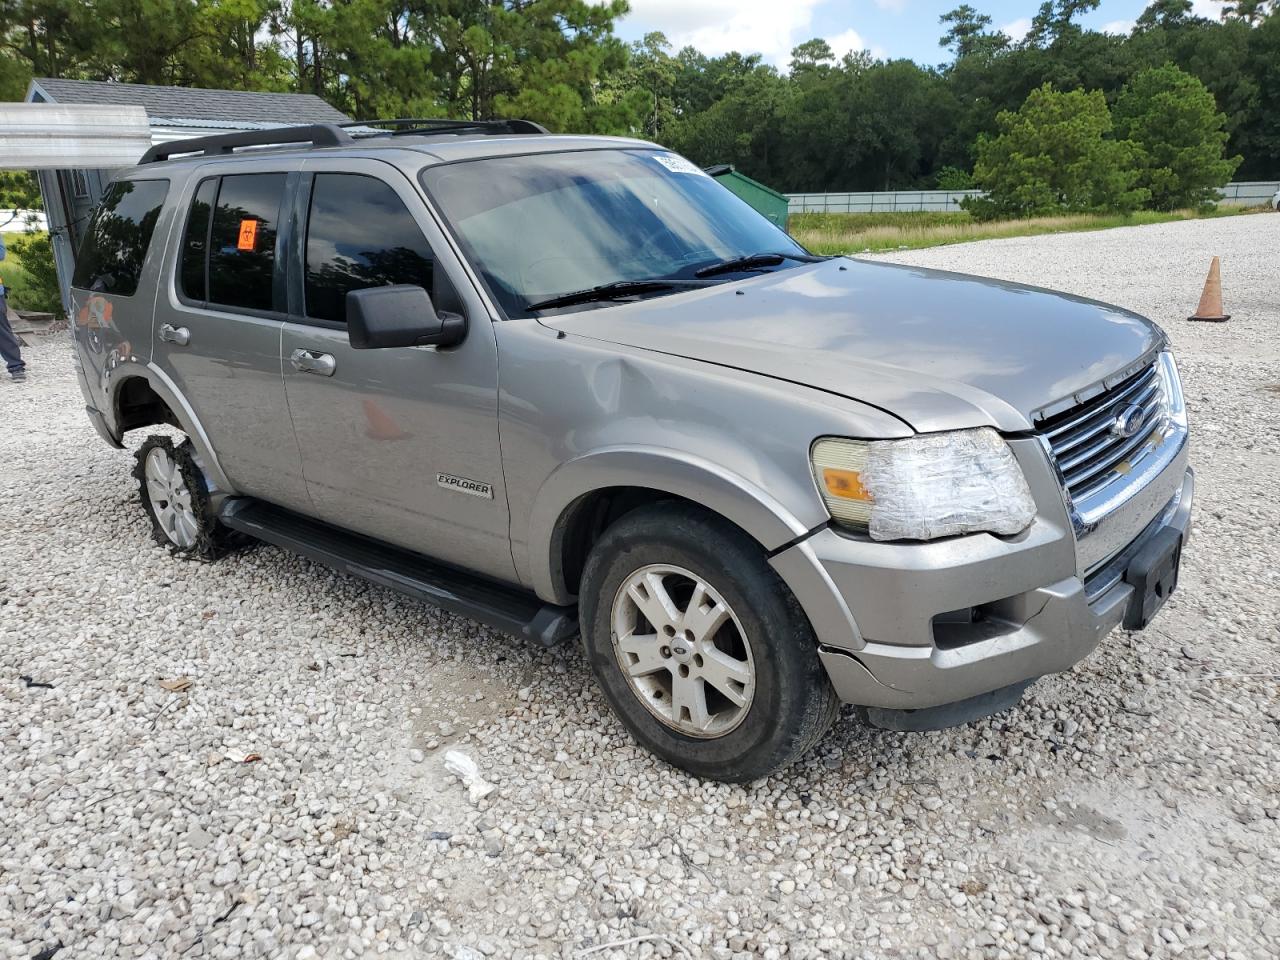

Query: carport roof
29;78;348;125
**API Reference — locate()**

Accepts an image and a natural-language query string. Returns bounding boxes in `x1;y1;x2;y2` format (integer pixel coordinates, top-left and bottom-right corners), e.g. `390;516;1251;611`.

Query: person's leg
0;292;26;376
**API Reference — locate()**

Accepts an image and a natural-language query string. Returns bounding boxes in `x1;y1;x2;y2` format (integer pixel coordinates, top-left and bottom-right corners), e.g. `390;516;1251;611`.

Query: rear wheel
579;503;839;782
133;435;235;559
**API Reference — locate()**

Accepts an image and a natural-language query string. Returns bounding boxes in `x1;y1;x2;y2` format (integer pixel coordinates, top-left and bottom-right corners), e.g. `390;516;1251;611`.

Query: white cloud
1190;0;1227;18
1101;18;1135;34
823;28;886;63
872;0;907;10
825;29;864;59
999;17;1032;43
620;0;827;65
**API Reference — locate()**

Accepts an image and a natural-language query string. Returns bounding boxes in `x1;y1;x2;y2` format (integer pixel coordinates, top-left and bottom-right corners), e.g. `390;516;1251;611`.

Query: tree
1114;63;1241;208
1221;0;1275;24
1028;0;1102;47
965;84;1147;219
0;170;41;232
6;231;61;314
939;5;1008;59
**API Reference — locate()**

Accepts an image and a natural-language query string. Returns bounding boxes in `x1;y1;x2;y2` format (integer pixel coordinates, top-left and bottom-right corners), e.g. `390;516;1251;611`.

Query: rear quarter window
72;179;170;296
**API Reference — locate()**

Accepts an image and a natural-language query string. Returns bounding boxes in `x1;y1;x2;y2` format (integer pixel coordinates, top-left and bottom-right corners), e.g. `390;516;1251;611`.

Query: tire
579;503;839;782
133;435;237;560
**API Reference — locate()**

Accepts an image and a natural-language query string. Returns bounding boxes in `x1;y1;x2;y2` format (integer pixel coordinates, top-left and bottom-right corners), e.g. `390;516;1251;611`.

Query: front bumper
773;456;1193;712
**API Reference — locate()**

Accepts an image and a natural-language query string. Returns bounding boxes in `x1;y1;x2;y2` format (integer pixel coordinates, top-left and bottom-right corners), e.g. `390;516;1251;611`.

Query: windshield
420;149;807;318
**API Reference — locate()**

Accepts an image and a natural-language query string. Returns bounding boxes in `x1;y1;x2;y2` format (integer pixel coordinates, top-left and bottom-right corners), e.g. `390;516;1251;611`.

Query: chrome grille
1037;361;1166;505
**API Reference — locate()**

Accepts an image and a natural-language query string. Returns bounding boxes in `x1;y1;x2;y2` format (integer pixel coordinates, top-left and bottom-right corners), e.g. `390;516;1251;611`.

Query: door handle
158;323;190;346
290;348;337;377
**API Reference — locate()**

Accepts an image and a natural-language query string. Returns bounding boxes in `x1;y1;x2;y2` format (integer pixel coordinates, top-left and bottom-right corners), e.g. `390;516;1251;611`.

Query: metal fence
1217;181;1280;206
788;181;1280;215
788;190;979;214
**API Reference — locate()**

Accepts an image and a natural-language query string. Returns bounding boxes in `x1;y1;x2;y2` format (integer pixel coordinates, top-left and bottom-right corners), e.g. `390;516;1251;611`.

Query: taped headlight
811;428;1037;542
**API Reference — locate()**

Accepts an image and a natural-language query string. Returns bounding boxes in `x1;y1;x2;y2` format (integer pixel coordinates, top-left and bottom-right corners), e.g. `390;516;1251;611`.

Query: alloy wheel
610;563;756;738
144;446;200;549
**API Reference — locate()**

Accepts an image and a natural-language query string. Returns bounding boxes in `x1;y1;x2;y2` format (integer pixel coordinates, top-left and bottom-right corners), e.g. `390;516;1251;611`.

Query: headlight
811;428;1037;542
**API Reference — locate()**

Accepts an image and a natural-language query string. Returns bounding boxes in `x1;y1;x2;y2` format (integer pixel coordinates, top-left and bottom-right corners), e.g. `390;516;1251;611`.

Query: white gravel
3;213;1278;960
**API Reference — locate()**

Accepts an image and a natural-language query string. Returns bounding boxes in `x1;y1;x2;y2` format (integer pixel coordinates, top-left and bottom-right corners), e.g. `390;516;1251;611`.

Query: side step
219;498;578;647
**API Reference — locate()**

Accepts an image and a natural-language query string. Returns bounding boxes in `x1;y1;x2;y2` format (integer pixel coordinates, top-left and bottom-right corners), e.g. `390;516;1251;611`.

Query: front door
280;159;514;584
153;164;312;512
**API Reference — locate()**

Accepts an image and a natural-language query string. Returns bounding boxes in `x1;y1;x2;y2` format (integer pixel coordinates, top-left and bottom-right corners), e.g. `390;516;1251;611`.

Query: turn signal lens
822;468;873;502
811;439;874;527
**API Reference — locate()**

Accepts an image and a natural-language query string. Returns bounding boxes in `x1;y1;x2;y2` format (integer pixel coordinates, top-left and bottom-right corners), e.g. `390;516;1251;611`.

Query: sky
613;0;1229;70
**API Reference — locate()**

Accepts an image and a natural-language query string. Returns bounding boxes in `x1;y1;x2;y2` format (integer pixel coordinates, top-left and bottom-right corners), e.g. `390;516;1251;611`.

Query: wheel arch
107;364;235;496
529;447;864;651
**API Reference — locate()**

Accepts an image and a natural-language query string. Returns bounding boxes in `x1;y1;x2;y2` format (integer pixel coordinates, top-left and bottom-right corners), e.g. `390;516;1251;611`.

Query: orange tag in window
237;219;258;251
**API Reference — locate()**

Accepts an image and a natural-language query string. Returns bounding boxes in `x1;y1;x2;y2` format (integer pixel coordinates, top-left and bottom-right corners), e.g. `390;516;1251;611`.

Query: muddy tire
579;502;839;782
133;435;238;560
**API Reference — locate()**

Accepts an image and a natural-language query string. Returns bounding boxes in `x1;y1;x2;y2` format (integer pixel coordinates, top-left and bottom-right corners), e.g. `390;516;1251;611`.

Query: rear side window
208;173;286;312
179;178;217;301
72;179;169;296
304;173;435;324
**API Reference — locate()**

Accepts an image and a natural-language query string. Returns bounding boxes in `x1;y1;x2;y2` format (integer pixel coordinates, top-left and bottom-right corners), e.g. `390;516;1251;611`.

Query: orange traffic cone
362;397;409;441
1187;256;1230;322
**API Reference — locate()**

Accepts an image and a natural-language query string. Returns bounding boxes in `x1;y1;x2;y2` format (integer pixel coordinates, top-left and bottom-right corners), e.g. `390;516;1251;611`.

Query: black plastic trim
140;125;354;164
218;498;578;647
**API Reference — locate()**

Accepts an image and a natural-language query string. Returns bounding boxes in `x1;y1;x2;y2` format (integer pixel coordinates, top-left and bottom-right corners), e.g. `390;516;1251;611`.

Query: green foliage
0;0;1278;193
935;166;975;189
965;84;1148;220
3;231;61;315
1114;64;1242;209
0;171;42;228
791;206;1252;255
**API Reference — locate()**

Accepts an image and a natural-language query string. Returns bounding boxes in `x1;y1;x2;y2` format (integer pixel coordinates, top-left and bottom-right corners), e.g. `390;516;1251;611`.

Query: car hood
541;258;1166;433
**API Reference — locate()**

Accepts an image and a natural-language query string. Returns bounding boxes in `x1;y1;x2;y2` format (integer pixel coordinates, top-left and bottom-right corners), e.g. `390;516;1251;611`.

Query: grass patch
790;206;1260;255
1;231;33;295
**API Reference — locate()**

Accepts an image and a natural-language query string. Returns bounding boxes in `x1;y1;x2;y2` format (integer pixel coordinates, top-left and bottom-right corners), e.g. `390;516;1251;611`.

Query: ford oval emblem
1110;403;1148;439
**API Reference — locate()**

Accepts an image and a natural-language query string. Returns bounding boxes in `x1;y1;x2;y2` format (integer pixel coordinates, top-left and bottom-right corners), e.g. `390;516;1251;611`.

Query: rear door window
208;173;287;312
72;179;169;296
304;173;436;324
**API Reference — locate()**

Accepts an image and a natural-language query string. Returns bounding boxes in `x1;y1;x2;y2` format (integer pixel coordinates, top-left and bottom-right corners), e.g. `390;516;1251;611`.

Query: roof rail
138;123;353;164
341;117;550;137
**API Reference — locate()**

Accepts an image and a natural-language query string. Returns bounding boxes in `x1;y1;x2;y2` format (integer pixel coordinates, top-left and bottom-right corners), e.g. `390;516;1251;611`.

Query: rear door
279;158;514;583
153;163;312;512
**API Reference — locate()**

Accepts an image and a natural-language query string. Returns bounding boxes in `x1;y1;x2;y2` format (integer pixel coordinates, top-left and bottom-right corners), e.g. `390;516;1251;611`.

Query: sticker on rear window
237;219;259;251
652;154;708;177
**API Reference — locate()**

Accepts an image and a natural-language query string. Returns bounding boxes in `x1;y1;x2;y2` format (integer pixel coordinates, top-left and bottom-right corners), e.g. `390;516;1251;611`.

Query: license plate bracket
1122;527;1183;630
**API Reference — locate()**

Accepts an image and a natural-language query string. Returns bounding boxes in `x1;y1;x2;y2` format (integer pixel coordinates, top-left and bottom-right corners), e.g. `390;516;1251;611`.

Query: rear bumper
790;465;1193;711
73;355;123;449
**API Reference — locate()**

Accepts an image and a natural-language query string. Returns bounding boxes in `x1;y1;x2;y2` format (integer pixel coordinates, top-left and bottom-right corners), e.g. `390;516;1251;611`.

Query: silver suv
71;121;1192;781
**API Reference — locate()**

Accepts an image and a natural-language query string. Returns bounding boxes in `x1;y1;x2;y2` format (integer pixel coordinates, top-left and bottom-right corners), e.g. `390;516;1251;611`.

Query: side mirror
346;284;466;350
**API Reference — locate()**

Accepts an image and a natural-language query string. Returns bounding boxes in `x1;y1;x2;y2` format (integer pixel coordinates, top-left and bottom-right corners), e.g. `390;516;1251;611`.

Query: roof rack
341;118;550;137
137;117;551;164
139;124;352;164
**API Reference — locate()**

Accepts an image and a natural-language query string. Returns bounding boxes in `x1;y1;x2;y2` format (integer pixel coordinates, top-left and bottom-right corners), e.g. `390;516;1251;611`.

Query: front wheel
579;503;839;782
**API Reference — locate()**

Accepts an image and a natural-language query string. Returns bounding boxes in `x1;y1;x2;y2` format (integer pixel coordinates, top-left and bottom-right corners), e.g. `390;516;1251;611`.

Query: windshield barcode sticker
653;154;709;177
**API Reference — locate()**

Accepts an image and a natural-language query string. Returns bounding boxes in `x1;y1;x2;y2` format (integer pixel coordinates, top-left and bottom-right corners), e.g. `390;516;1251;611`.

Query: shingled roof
30;78;348;125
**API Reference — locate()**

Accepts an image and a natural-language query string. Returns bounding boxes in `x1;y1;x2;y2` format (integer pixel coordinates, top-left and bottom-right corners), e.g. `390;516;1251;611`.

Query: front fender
527;446;863;649
528;446;808;604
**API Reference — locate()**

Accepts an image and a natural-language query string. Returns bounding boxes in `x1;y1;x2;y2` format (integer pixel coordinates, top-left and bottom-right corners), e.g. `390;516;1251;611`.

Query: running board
219;498;578;647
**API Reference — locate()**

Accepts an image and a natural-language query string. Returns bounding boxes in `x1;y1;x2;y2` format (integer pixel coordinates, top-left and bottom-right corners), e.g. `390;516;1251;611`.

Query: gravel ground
2;213;1278;960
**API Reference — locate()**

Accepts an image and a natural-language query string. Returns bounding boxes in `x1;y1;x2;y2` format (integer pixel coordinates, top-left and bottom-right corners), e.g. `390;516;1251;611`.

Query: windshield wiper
693;251;828;279
527;279;697;312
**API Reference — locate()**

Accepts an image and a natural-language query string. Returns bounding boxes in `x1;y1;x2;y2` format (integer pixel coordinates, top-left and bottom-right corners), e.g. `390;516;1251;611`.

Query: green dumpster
704;164;790;228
